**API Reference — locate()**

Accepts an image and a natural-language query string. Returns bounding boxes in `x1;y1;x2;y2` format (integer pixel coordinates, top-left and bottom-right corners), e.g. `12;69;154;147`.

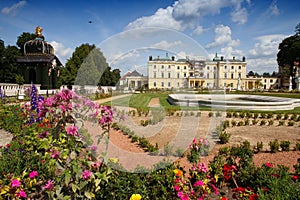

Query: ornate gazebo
17;26;63;89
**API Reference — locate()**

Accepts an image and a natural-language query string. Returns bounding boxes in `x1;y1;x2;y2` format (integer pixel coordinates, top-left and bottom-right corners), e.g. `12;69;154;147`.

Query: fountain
168;93;300;111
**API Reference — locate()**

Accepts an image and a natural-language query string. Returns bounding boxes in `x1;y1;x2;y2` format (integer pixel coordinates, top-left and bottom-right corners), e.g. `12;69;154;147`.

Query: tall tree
277;22;300;89
59;44;95;87
16;32;36;55
59;44;120;87
0;44;21;83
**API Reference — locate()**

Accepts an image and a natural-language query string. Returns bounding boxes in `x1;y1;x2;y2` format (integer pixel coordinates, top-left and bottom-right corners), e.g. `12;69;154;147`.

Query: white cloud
248;34;286;58
192;26;204;35
125;6;182;31
231;7;248;24
49;41;73;65
1;1;26;16
245;34;287;73
269;0;280;16
151;40;183;49
125;0;250;31
205;24;240;48
247;57;278;74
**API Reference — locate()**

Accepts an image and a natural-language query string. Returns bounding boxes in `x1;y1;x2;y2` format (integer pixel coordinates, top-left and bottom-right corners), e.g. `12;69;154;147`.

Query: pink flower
11;179;21;187
82;170;92;180
265;162;272;168
66;125;78;136
198;163;208;173
15;190;27;198
174;185;180;191
50;149;60;159
38;131;49;139
42;180;54;191
89;145;97;151
29;171;38;179
91;161;101;168
177;191;189;200
193;180;204;187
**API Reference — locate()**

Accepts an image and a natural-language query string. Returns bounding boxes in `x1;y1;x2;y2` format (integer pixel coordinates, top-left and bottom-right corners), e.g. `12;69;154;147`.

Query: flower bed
0;85;300;199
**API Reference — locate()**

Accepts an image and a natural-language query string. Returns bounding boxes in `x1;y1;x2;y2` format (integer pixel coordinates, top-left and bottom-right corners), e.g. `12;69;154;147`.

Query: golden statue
35;26;43;37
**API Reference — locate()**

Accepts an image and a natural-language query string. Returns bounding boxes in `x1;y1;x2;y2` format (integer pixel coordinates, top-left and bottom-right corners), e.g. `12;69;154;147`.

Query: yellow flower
129;194;142;200
173;169;183;176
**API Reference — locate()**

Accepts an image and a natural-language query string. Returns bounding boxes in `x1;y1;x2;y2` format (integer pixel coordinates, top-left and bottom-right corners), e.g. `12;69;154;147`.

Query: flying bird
88;21;92;24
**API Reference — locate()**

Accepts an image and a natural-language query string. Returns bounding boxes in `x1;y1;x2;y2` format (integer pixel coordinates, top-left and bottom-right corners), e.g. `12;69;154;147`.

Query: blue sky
0;0;299;75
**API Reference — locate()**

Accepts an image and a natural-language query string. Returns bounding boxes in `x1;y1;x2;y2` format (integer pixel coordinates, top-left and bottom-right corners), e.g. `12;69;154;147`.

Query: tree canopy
16;32;36;55
59;43;120;87
277;22;300;89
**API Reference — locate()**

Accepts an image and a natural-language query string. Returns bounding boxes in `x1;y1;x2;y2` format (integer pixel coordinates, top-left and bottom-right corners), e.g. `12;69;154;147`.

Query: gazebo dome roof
23;26;54;55
24;38;54;55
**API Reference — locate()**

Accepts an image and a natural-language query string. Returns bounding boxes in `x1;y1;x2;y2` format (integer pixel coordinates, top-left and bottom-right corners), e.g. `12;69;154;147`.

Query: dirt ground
108;97;300;172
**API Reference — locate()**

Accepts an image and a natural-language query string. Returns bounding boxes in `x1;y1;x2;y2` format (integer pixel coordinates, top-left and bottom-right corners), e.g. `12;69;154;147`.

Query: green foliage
269;139;280;153
218;131;231;144
187;138;210;163
280;140;291;151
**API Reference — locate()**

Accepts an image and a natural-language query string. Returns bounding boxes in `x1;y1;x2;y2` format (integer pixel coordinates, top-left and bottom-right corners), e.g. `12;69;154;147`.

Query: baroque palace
140;53;277;91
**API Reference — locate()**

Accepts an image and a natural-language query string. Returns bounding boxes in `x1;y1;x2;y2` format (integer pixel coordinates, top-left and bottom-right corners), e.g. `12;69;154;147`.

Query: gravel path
0;129;13;147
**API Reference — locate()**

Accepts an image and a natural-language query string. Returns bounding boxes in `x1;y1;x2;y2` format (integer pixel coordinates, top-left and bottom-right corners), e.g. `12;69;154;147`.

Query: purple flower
30;84;38;110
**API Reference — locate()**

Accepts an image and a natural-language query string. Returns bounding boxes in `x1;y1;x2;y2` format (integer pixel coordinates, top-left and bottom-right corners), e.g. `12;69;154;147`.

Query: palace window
177;73;180;78
161;82;164;87
224;73;227;79
168;82;171;87
177;66;180;70
231;66;234;70
154;72;156;78
238;66;241;70
154;65;156;69
162;65;164;69
161;72;164;78
184;73;187;77
168;72;171;78
154;82;156;87
231;73;234;79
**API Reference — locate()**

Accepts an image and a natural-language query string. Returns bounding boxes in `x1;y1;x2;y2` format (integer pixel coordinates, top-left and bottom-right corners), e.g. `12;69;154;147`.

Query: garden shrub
218;131;231;144
231;120;237;126
276;113;282;120
208;112;214;117
237;121;244;126
226;112;232;118
260;119;266;126
252;119;258;125
269;139;280;153
187;138;210;163
288;121;294;126
280;140;291;151
279;120;285;126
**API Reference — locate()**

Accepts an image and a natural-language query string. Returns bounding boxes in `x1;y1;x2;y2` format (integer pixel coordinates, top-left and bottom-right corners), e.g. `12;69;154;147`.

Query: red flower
265;162;272;168
6;143;11;148
249;194;259;200
292;175;298;180
221;197;227;200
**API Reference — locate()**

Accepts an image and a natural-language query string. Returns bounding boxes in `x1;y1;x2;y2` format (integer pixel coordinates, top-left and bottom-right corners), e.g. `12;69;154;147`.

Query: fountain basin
168;93;300;111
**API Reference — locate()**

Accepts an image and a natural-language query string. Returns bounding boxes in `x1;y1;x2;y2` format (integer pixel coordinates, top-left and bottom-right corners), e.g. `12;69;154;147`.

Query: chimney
171;56;175;61
221;56;223;61
149;56;152;61
233;56;235;60
242;56;246;62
